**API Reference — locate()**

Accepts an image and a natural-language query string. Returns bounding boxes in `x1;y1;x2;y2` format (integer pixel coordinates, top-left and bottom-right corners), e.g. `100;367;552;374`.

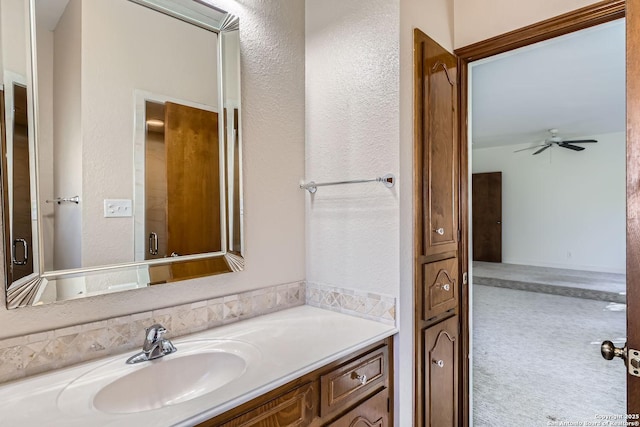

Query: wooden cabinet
320;345;387;416
326;388;389;427
415;33;459;259
414;28;464;427
216;382;317;427
198;338;392;427
422;257;458;321
423;316;459;427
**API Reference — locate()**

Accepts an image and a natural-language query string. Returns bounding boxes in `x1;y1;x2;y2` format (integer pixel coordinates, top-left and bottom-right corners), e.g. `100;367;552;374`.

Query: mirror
3;0;243;308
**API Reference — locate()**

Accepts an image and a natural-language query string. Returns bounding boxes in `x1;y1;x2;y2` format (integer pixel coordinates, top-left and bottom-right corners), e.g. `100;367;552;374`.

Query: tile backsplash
0;282;305;384
0;281;395;384
305;282;396;325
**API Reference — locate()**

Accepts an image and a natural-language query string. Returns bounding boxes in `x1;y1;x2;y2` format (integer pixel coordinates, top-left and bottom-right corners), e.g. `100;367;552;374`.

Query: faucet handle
146;323;166;337
144;324;167;348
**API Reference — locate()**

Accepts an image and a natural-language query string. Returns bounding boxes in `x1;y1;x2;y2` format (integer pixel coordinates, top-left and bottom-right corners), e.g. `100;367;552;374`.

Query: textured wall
472;132;626;274
0;0;305;339
305;0;400;298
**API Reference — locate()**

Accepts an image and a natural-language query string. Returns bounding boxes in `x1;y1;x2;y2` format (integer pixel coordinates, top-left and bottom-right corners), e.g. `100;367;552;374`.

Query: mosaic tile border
305;282;396;326
0;282;305;384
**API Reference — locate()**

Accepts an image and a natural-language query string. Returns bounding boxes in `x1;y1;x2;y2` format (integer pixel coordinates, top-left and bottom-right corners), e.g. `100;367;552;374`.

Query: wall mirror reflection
2;0;243;308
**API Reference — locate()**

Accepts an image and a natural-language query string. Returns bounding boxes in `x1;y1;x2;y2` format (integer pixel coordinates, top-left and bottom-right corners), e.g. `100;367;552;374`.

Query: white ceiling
471;19;625;149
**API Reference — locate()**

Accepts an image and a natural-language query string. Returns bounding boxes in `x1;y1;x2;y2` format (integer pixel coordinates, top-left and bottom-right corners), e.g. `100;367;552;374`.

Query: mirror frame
4;0;243;308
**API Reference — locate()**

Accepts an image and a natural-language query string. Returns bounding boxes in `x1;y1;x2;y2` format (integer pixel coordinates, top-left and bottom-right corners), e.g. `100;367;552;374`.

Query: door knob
601;340;627;364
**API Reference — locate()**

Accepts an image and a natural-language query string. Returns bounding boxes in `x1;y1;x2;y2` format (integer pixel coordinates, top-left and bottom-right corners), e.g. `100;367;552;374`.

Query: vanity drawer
320;345;388;416
422;257;458;320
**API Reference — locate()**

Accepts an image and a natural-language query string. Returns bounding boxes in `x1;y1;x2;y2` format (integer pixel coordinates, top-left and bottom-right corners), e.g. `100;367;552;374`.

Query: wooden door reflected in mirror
144;100;230;284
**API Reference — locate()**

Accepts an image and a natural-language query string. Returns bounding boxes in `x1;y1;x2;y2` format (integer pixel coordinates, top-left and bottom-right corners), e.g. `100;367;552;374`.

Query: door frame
453;0;630;423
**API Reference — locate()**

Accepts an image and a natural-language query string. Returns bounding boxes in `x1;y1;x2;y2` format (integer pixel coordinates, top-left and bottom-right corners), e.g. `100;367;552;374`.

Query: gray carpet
473;285;626;426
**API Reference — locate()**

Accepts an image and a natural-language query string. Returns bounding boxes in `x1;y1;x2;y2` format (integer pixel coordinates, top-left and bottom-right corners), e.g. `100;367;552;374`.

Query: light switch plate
104;199;132;218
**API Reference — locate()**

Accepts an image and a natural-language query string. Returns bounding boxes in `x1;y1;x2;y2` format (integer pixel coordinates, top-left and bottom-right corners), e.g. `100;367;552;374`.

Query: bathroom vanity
199;337;391;426
0;306;396;426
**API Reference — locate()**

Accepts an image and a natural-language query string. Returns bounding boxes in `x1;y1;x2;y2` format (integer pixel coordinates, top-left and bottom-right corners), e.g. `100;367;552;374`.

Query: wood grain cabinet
326;389;389;427
423;316;459;427
414;28;464;427
198;338;393;427
422;257;458;321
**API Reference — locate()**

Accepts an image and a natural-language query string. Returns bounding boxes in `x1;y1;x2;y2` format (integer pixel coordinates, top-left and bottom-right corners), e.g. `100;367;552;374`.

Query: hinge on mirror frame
629;348;640;377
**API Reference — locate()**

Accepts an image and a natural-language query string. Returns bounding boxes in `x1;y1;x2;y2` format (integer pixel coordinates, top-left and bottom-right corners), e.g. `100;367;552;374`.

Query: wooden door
472;172;502;262
627;0;640;413
414;28;463;427
10;84;33;281
164;101;221;258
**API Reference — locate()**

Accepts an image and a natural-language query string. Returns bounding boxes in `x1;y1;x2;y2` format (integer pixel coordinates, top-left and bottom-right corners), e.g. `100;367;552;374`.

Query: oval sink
94;351;246;414
57;339;261;415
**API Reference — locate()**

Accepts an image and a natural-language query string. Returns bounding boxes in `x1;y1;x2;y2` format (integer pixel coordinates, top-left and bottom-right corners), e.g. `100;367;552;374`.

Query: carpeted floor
473;284;626;426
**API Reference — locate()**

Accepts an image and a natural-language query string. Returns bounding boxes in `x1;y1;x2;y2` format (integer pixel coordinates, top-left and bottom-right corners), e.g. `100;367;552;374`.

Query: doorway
467;17;626;425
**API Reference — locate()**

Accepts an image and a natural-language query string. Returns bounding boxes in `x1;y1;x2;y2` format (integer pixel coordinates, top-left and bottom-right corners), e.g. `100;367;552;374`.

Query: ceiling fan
514;129;597;155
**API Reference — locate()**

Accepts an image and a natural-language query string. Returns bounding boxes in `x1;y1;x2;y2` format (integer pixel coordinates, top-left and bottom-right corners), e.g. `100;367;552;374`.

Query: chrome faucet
126;323;177;364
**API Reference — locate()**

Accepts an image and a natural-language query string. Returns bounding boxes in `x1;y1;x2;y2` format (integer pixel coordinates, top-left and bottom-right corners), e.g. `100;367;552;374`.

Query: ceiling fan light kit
514;128;598;155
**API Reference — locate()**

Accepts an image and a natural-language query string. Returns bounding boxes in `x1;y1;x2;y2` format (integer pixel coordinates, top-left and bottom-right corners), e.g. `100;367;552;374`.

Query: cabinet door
422;257;458;321
415;29;459;258
423;315;459;427
327;388;389;427
214;382;317;427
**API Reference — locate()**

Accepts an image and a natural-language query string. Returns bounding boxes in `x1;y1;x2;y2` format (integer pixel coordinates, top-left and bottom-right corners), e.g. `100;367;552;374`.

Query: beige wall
1;0;27;77
0;0;305;339
52;0;82;270
454;0;601;48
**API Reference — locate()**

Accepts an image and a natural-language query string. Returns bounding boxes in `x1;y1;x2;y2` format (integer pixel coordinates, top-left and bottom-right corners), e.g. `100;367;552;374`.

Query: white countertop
0;306;397;426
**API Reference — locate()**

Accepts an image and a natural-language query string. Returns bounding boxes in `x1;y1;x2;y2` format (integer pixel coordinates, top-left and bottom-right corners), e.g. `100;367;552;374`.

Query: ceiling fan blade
514;144;546;153
559;143;586;151
562;139;597;144
533;144;552;155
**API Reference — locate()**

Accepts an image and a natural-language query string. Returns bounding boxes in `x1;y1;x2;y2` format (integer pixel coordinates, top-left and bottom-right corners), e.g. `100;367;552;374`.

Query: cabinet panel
320;346;387;416
423;315;459;427
215;382;317;427
415;29;459;258
326;388;389;427
422;257;458;320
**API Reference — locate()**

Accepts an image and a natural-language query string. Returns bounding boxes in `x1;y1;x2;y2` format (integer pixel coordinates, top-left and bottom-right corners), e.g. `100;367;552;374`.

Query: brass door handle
601;340;627;364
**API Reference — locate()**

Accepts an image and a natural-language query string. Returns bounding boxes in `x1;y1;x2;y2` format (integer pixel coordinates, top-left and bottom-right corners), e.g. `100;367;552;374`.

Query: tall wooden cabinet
414;28;465;427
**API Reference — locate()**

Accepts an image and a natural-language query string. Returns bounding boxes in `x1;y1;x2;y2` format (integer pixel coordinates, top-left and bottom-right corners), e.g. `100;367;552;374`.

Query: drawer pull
434;227;445;235
432;359;445;368
351;372;367;385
